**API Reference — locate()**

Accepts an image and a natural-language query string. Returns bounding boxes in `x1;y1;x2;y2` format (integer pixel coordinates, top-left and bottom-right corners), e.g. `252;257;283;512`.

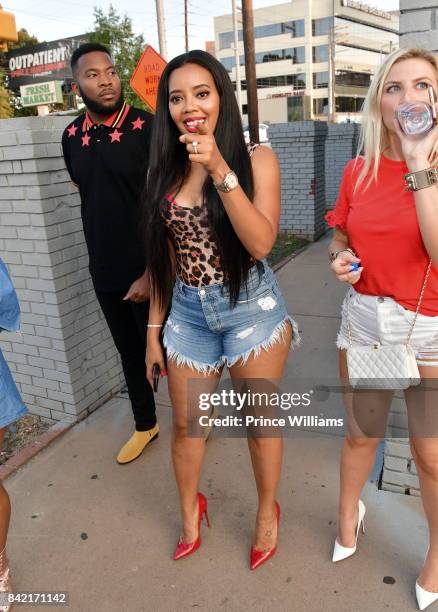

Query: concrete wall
0;116;124;424
400;0;438;51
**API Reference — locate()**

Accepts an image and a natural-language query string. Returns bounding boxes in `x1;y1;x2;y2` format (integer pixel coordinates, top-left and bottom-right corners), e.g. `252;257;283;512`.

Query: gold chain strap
405;259;432;345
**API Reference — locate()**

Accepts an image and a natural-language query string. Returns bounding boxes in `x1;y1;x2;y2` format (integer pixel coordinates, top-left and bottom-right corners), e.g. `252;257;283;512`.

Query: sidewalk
6;235;428;612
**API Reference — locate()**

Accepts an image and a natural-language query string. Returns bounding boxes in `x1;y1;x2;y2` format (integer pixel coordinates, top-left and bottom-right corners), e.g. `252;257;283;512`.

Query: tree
89;5;148;109
9;28;39;50
0;70;12;118
0;29;40;117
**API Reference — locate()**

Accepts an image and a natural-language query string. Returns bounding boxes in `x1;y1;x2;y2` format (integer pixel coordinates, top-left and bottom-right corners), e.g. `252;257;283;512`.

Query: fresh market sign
19;81;63;107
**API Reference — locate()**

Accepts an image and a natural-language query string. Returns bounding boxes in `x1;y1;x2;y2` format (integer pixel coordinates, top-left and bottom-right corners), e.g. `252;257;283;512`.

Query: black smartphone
152;363;161;393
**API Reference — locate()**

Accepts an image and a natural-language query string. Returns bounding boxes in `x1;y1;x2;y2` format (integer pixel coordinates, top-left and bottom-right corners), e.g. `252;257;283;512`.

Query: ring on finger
192;141;199;154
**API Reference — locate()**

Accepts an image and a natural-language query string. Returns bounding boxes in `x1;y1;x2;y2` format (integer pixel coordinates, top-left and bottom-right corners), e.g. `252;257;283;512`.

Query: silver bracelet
147;324;163;327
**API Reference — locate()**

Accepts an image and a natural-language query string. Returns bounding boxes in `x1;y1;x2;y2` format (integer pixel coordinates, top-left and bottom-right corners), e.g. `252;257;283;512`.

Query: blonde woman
326;48;438;610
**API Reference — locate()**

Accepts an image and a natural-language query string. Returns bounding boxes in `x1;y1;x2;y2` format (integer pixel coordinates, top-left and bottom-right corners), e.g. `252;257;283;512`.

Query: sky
9;0;400;60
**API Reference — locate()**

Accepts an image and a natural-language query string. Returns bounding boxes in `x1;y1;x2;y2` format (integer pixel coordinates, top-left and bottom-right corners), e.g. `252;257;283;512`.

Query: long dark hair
143;50;262;309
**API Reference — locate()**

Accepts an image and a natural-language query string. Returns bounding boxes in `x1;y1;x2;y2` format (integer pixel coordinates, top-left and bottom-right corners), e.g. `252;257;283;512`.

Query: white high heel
332;499;366;563
416;581;438;611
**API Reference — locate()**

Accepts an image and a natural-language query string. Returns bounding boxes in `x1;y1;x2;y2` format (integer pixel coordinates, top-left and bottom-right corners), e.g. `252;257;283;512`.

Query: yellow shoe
116;424;159;464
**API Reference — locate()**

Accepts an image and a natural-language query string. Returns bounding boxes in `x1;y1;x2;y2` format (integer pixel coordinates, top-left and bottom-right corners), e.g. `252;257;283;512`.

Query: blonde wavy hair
355;47;438;191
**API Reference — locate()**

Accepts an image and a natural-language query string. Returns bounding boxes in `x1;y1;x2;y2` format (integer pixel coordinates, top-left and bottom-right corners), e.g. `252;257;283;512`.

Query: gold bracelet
405;167;438;191
147;324;163;327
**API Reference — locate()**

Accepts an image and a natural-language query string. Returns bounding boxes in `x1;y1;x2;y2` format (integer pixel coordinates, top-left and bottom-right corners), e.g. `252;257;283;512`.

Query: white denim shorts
337;286;438;366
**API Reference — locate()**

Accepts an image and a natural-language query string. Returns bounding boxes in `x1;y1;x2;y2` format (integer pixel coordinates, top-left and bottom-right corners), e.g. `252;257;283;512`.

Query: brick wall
269;121;328;241
325;123;360;208
380;394;421;495
269;121;359;239
382;441;420;497
0;116;124;423
400;0;438;52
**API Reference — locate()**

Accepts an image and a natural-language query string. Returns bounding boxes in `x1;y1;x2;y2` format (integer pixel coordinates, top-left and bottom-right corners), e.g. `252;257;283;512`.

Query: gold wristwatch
213;171;239;193
404;167;438;191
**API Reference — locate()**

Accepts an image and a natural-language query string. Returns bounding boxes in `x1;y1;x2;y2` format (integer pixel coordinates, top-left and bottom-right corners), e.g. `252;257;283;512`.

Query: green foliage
267;233;309;267
0;70;13;118
8;28;39;51
0;29;39;117
89;5;148;109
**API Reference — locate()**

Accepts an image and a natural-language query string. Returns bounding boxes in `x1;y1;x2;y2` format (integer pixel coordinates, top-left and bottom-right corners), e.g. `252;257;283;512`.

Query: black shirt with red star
62;103;153;292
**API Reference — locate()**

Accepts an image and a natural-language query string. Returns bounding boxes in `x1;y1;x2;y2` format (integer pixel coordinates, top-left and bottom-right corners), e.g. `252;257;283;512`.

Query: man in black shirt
62;42;158;464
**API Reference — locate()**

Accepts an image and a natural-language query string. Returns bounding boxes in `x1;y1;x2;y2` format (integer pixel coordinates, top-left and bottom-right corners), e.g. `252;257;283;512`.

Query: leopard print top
163;143;260;287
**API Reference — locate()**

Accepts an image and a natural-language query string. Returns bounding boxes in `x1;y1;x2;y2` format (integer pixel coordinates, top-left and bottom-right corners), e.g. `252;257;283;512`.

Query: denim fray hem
0;405;28;431
336;331;349;351
163;316;300;375
163;342;224;375
224;315;300;368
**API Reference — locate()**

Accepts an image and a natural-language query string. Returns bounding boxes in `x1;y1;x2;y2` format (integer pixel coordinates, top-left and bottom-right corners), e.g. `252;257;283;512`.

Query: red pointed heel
250;501;280;570
173;492;210;560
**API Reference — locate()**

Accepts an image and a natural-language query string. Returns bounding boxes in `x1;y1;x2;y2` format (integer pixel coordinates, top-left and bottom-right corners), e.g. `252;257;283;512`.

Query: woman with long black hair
0;257;28;611
143;50;299;569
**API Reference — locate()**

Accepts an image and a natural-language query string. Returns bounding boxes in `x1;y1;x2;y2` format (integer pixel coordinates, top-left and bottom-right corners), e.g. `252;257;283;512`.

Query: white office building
214;0;399;123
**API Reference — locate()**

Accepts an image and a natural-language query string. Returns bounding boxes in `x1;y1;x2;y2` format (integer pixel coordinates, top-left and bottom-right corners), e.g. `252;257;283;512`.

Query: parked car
243;123;270;144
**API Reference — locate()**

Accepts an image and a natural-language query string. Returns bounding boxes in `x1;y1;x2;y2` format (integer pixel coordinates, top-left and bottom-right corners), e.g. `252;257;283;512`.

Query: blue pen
350;262;360;272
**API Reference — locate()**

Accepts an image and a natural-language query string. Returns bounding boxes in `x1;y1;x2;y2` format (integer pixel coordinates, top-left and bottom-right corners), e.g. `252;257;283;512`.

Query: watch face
226;172;238;190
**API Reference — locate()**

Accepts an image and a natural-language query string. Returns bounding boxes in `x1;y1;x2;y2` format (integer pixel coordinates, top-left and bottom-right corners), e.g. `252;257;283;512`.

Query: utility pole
328;25;336;123
184;0;189;52
241;0;259;143
232;0;242;117
155;0;168;59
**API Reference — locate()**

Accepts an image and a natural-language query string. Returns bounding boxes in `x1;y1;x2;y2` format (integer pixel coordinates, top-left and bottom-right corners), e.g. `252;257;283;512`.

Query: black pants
94;290;156;431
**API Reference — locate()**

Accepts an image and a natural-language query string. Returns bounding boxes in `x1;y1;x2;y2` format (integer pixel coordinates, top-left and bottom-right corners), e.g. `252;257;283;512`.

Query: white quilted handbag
346;260;432;390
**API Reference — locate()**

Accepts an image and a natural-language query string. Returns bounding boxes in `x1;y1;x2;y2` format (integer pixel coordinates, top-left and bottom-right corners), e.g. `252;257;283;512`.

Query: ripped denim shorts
163;259;300;374
0;347;27;429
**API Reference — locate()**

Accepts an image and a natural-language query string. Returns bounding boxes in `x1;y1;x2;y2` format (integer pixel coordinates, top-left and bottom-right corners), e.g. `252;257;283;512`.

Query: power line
4;6;91;27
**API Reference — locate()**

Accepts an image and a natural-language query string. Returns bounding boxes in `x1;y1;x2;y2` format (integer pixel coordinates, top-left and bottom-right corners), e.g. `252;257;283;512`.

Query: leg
228;321;292;552
0;429;10;552
95;291;156;431
337;350;392;547
405;364;438;592
168;361;222;543
0;427;13;604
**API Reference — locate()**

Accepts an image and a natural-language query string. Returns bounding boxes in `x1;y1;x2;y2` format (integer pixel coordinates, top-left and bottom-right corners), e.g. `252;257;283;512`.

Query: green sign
19;81;63;107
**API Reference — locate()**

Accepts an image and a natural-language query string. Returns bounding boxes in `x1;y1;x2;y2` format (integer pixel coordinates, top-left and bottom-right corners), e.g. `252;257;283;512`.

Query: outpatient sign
20;81;63;107
6;35;88;90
